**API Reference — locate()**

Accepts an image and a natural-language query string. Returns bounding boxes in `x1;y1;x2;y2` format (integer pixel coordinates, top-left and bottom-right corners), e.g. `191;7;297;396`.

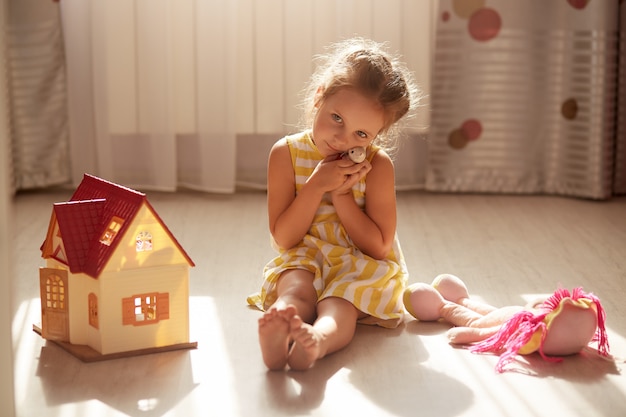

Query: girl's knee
277;270;317;299
274;270;318;322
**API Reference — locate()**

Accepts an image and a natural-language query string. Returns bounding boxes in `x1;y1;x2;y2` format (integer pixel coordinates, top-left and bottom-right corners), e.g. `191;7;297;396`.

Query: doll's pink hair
470;287;609;373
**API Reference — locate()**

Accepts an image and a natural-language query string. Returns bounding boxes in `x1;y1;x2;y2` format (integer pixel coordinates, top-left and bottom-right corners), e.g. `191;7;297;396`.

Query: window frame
122;292;169;326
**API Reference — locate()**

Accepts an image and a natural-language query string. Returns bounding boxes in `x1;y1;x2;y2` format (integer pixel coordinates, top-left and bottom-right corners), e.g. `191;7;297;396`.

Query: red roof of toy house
41;174;195;278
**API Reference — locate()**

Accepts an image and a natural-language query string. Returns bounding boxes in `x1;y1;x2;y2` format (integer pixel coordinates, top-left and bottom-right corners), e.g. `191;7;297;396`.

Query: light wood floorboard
11;189;626;417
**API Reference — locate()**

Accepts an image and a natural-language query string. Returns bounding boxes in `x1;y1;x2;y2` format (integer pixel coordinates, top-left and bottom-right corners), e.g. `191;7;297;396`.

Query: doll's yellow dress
247;131;408;328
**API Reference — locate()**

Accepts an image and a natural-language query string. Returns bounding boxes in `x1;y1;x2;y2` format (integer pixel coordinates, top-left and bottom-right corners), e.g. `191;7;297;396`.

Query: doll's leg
259;269;317;370
467;305;524;328
433;274;497;315
445;305;525;345
447;325;502;344
287;296;361;371
440;301;486;327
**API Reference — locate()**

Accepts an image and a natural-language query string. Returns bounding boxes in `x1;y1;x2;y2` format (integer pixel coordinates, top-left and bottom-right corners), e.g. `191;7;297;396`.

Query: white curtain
57;0;434;193
6;0;70;190
8;1;624;198
61;0;238;192
426;0;625;199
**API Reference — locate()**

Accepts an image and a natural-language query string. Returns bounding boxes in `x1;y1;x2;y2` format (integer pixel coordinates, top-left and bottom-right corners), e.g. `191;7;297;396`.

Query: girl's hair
301;38;420;153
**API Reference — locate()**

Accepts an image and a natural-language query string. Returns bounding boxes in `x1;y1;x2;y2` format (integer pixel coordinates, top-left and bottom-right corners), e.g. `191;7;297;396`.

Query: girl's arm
267;140;321;250
331;151;397;260
267;139;366;249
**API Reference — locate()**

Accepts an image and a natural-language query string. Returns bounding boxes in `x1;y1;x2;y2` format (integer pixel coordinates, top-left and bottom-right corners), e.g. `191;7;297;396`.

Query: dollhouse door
39;268;69;341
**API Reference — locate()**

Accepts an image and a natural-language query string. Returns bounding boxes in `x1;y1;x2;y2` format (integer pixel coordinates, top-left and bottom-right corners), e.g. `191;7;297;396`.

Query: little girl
247;38;419;371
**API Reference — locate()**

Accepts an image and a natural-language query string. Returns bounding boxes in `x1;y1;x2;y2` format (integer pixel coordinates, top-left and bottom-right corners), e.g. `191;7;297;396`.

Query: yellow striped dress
247;130;408;328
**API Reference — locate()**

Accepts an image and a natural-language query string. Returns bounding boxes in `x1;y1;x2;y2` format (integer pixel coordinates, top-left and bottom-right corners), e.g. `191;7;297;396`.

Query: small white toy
344;147;366;163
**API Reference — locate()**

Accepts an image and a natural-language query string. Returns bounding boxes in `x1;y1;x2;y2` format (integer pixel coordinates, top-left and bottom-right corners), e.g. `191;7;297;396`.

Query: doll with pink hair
404;274;610;372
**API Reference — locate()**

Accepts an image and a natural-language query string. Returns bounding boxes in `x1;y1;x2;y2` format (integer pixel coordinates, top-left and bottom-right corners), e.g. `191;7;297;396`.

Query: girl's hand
306;155;371;193
331;158;372;196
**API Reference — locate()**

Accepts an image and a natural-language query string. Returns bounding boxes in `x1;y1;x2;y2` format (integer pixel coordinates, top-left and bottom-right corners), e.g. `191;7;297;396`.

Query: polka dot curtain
426;0;625;199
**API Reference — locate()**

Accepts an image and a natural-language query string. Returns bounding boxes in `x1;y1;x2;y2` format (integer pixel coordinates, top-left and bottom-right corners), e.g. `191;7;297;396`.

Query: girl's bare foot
259;305;298;370
259;305;297;370
287;315;323;371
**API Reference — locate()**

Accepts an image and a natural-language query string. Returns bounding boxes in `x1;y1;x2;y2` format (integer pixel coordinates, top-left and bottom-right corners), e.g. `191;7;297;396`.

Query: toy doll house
35;174;197;361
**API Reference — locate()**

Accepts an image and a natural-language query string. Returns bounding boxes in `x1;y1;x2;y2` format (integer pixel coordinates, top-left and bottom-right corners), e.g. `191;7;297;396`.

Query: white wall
0;0;16;412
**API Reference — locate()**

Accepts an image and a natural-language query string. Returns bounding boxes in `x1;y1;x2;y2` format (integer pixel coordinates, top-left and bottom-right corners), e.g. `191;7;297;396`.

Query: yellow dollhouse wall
94;202;191;355
46;260;190;355
68;269;100;349
97;265;190;355
105;203;190;272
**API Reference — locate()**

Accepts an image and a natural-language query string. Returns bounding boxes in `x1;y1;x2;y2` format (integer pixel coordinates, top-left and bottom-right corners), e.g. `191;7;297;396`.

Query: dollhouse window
122;292;170;326
135;294;156;322
136;231;153;252
88;293;99;329
100;216;125;246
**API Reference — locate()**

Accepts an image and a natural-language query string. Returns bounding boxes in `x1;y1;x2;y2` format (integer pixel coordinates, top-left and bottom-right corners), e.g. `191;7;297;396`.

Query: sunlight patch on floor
321;368;389;415
185;296;240;416
12;298;41;408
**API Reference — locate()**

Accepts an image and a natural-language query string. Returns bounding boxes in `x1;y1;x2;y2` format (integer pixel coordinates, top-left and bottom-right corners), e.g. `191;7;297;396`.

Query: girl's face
311;88;384;158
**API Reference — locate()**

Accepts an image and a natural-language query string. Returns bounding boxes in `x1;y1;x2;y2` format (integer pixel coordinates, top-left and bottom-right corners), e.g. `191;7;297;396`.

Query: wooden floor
11;188;626;417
